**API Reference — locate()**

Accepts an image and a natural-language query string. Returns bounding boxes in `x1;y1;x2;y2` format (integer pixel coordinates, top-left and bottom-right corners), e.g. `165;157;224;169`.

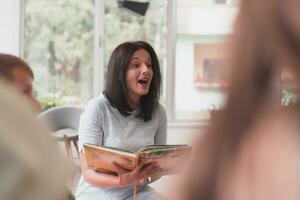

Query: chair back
38;106;83;132
38;106;84;159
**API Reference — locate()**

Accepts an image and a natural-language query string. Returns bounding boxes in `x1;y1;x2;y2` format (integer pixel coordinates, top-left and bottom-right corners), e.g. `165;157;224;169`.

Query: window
214;0;227;4
174;0;239;120
23;0;167;107
24;0;94;106
22;0;240;123
103;0;168;104
215;0;239;5
228;0;240;6
194;43;229;90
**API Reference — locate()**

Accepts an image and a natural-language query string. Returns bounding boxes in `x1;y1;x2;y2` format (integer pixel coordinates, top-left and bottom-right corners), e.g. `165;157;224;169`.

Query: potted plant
40;94;64;110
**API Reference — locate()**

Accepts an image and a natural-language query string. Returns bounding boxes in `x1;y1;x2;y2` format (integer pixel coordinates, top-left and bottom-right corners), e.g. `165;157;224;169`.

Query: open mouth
137;78;149;86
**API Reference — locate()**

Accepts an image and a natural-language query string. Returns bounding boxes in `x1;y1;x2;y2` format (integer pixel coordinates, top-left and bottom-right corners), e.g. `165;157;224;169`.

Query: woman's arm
78;100;123;188
80;152;158;188
80;152;120;188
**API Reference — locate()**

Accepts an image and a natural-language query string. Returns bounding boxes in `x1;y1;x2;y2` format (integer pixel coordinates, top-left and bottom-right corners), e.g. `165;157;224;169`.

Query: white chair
38;106;84;159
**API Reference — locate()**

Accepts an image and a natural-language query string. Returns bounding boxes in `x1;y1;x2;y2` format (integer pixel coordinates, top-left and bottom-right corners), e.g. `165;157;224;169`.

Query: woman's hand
113;161;160;187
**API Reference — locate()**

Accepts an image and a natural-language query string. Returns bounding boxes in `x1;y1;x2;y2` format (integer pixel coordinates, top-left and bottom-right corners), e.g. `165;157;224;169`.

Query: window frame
167;0;211;127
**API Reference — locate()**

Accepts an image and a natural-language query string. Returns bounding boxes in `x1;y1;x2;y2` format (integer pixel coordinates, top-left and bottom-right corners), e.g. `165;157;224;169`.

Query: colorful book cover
83;144;191;175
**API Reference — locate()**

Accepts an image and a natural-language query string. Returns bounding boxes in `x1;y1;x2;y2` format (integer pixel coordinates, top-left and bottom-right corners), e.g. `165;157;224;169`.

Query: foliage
40;94;64;110
103;1;167;67
24;0;94;103
24;0;167;105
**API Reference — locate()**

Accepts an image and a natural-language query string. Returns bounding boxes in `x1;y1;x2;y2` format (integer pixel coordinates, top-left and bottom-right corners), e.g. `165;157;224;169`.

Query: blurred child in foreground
0;82;72;200
173;0;300;200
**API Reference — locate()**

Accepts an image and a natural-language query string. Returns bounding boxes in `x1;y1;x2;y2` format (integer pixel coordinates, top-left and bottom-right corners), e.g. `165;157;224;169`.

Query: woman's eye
131;64;139;68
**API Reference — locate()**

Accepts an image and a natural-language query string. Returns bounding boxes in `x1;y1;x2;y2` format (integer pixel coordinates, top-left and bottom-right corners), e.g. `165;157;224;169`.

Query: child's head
0;53;41;112
105;41;161;121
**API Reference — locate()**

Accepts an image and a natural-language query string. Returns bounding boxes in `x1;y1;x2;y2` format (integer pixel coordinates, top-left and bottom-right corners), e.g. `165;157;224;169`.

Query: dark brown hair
104;41;161;122
183;0;300;199
0;53;34;81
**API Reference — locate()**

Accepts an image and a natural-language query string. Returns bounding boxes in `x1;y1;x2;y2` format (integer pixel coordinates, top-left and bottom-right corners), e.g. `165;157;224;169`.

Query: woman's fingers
138;178;146;185
140;159;157;166
137;166;161;185
113;162;130;175
133;162;151;174
138;164;160;179
113;161;160;187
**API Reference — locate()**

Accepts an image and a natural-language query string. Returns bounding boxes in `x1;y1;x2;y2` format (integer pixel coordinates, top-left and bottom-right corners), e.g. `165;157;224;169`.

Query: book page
137;145;191;175
138;144;188;153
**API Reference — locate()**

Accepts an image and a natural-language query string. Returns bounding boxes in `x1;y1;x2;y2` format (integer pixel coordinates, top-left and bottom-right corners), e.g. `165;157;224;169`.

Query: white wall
0;0;21;55
167;125;206;144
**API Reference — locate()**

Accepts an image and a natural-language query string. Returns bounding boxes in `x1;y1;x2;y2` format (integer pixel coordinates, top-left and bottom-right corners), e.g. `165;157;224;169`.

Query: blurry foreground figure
0;82;72;200
174;0;300;200
0;53;42;112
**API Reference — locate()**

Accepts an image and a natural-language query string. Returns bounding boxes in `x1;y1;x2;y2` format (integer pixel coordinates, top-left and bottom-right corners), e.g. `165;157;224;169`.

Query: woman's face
125;48;153;105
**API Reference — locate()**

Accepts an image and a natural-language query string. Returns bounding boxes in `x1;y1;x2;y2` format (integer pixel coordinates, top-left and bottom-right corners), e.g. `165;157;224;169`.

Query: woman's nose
141;63;149;73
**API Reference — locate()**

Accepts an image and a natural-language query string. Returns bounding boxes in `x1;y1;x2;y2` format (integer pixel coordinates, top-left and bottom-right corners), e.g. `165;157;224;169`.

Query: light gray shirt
76;93;167;200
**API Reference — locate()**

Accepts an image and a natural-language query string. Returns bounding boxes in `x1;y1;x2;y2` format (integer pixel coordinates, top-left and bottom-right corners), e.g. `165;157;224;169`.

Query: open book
83;143;192;176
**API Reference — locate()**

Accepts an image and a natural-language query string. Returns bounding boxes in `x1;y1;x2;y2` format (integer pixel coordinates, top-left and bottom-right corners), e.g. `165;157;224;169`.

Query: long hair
104;41;161;122
184;0;300;199
0;53;34;81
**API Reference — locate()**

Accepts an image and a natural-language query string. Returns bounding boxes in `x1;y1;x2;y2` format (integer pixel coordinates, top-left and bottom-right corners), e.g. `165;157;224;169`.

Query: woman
175;0;300;200
76;41;167;200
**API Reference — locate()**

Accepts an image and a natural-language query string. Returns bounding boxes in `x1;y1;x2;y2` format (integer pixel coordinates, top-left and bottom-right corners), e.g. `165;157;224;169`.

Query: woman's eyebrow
131;57;140;61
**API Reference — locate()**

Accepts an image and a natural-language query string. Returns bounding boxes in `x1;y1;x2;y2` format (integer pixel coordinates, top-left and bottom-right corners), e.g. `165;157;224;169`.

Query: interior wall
167;124;208;144
0;0;21;55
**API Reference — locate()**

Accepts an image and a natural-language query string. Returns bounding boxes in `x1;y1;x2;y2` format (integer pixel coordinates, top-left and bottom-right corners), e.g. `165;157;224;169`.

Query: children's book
83;143;192;176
